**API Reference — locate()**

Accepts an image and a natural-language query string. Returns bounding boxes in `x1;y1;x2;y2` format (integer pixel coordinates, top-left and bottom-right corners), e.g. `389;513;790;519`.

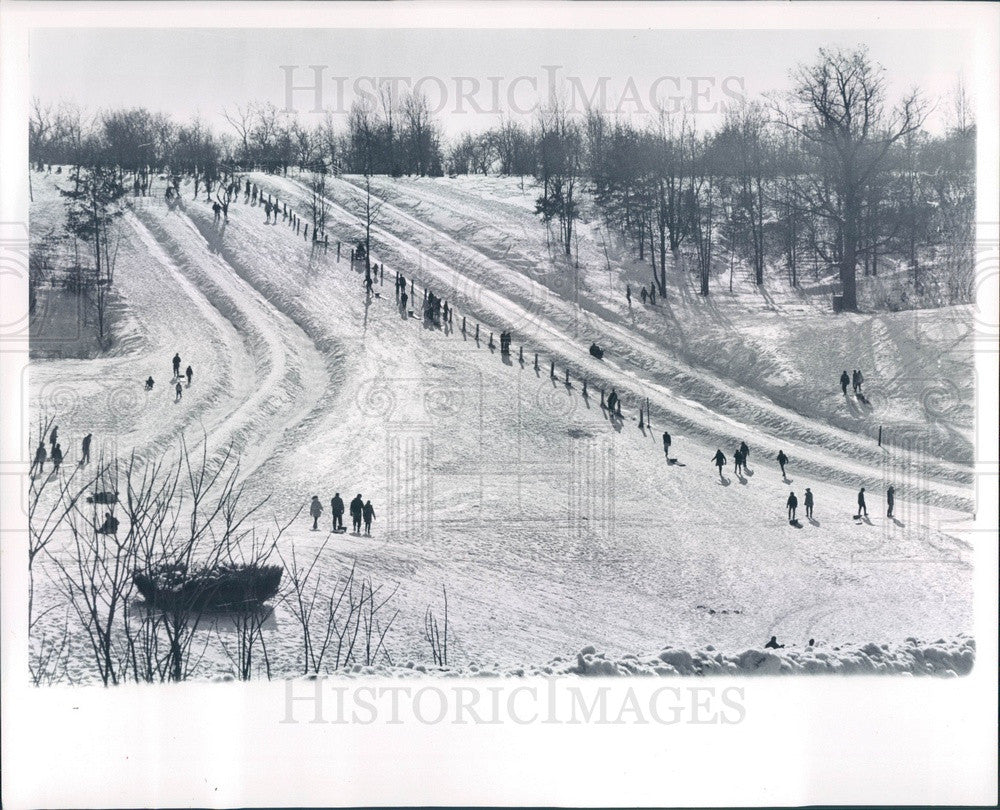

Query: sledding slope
30;171;975;674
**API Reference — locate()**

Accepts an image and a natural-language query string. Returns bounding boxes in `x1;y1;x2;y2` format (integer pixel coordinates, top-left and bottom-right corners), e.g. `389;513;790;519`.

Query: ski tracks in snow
266;173;972;512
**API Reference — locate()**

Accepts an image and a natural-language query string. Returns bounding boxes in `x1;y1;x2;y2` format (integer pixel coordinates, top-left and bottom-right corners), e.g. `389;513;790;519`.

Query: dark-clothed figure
362;500;376;536
97;511;119;535
172;353;181;378
777;450;788;478
309;495;322;531
713;449;726;479
662;431;671;459
764;636;785;649
185;365;193;385
804;488;814;519
81;433;92;465
787;491;798;521
31;441;46;475
349;494;364;533
857;487;868;517
840;370;850;395
331;493;344;531
886;485;895;518
145;376;155;391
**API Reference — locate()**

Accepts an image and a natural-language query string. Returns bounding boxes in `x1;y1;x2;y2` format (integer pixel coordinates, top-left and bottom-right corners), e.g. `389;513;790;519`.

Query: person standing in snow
640;287;648;305
81;433;92;465
739;440;750;466
330;492;345;532
51;443;63;473
174;381;183;402
400;290;409;312
31;441;46;476
662;430;671;459
185;365;193;386
764;636;785;649
840;370;850;396
804;487;814;519
857;487;868;518
362;500;376;536
145;376;155;391
49;425;58;450
734;447;744;476
787;491;798;521
886;485;895;518
713;449;726;480
855;369;864;394
626;285;632;308
776;450;789;478
851;369;859;394
349;494;364;534
309;495;323;531
172;353;181;379
649;284;656;305
606;388;619;415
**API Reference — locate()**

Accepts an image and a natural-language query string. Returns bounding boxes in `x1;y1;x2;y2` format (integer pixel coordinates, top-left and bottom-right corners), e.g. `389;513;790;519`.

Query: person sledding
96;511;119;535
589;342;604;360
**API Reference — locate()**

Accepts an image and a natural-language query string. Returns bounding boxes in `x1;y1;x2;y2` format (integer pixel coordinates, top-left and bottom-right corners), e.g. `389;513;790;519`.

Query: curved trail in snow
265;174;972;512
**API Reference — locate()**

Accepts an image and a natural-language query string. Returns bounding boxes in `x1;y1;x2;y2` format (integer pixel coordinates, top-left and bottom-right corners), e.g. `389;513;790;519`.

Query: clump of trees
449;47;975;311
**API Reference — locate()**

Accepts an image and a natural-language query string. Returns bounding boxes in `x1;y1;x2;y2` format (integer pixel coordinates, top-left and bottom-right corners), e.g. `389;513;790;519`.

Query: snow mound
295;636;974;679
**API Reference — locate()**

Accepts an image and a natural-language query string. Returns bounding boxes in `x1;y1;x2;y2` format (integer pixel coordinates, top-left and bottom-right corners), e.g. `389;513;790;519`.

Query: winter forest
27;42;978;685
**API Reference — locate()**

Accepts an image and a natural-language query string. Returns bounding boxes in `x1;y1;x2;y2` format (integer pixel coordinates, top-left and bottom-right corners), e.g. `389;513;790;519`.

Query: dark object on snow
96;512;119;535
133;562;283;610
87;490;118;504
589;342;604;360
145;376;155;391
764;636;785;649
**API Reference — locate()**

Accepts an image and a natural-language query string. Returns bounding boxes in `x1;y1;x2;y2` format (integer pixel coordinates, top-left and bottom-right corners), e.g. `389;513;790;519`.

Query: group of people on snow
309;493;376;536
708;439;896;524
839;368;866;397
146;352;195;402
624;282;661;308
31;426;93;478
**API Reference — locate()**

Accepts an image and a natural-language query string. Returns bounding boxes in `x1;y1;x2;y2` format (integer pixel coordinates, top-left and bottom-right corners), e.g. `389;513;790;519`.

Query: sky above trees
30;27;972;137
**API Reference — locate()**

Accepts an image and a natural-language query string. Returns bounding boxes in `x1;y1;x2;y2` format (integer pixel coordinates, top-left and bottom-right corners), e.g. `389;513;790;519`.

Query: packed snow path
30;172;973;672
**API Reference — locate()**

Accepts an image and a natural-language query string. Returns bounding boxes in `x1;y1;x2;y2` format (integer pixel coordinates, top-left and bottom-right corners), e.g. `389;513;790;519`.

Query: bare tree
772;46;927;311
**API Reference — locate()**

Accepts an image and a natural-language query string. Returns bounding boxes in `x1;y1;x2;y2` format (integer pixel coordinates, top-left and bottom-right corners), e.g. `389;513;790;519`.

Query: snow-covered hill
29;172;975;679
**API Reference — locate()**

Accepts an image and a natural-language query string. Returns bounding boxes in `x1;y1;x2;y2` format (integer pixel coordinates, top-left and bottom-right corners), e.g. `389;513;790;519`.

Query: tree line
30;46;975;312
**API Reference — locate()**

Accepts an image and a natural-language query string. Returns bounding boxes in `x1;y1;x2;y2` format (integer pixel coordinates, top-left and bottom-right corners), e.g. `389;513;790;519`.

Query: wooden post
582;379;588;396
878;425;882;447
475;323;479;340
337;241;341;262
519;346;523;362
550;360;555;378
462;316;466;333
488;332;494;349
533;352;539;370
600;389;606;408
565;368;570;385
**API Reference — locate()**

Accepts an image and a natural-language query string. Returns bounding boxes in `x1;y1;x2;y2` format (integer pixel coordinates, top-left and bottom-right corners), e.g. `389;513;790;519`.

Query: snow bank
283;636;975;680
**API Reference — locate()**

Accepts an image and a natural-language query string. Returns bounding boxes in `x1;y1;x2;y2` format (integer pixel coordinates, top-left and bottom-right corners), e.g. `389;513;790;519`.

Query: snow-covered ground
29;171;976;681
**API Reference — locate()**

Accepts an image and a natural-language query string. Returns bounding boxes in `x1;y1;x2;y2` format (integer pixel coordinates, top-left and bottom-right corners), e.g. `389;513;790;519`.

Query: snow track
265;173;972;512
